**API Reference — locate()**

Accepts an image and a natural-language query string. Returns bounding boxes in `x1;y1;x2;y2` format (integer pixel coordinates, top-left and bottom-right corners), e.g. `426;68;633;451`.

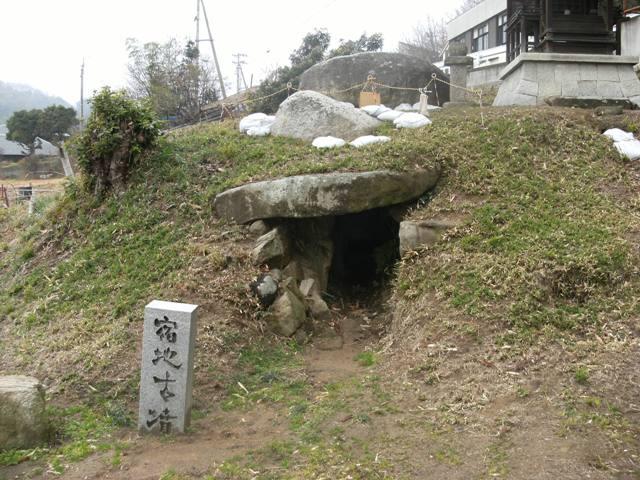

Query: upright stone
444;43;474;106
138;301;198;435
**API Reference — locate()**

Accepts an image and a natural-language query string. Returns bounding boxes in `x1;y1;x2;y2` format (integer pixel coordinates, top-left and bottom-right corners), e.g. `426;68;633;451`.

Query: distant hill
0;81;72;123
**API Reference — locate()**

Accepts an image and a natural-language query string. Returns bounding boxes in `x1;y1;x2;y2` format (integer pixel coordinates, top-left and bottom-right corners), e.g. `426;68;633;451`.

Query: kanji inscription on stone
138;300;198;434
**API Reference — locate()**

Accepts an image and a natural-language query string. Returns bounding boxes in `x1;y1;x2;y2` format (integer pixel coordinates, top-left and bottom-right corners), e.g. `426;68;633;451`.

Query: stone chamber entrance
328;208;400;291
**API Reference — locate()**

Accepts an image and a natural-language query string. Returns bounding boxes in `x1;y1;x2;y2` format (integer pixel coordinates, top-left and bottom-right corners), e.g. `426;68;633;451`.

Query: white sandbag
361;104;387;117
614;139;640;160
239;113;275;133
374;106;392;117
247;125;271;137
312;136;347;149
350;135;391;148
395;103;417;112
394;112;432;129
377;110;404;122
603;128;635;143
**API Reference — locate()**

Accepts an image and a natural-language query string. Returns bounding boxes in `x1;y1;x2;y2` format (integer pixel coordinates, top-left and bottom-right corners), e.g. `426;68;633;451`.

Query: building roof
447;0;507;39
33;137;60;157
0;137;28;157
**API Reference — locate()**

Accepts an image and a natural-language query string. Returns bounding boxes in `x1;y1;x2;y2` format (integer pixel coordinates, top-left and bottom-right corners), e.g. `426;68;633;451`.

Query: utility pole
232;53;248;93
80;59;85;128
195;0;226;99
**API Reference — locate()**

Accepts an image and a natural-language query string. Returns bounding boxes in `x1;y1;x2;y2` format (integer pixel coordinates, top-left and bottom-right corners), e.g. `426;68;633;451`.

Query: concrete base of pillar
493;53;640;108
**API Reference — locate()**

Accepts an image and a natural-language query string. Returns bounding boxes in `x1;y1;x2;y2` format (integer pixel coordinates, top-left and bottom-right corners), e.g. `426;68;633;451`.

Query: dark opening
329;207;400;290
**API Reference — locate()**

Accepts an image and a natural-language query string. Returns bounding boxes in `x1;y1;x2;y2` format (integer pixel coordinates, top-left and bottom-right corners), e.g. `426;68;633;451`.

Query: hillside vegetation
1;107;639;479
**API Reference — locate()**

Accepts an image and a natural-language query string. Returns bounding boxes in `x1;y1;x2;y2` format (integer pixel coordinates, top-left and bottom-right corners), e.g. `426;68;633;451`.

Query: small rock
0;376;48;450
249;220;269;236
269;269;283;283
267;288;306;336
299;278;316;297
595;105;624;116
308;293;331;321
399;220;457;254
249;273;279;307
252;227;289;268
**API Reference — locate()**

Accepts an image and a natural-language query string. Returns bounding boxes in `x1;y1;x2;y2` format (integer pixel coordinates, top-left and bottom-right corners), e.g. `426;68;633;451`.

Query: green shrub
75;87;159;196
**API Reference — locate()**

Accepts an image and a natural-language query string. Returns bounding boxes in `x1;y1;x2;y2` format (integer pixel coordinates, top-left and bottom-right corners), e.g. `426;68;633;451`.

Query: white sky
0;1;460;105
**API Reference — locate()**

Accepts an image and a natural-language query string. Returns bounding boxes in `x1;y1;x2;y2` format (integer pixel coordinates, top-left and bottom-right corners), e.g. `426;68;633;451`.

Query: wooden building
506;0;617;62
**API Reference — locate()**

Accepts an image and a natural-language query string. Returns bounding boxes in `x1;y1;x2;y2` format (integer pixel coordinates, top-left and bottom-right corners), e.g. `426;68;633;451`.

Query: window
472;23;489;52
497;13;508;45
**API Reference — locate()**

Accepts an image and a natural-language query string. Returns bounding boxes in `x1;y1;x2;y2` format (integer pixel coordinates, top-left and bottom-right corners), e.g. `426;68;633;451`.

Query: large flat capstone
214;169;440;224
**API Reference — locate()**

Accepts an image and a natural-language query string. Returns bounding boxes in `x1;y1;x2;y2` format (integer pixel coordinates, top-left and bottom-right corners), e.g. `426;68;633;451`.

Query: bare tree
455;0;484;15
399;17;448;63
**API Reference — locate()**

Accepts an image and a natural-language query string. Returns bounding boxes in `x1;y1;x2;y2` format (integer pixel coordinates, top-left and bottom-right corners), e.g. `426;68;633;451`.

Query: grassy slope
1;107;640;477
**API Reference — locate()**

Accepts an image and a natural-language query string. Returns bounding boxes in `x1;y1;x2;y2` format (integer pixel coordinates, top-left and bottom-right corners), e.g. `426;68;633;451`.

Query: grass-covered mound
391;108;640;343
1;107;640;477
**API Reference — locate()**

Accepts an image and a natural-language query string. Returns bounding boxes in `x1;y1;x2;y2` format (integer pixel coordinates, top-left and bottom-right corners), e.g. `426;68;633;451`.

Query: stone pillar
138;300;198;435
444;43;474;106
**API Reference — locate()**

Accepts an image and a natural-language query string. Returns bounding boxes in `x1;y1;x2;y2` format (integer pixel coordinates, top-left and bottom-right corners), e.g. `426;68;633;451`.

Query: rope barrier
172;73;488;130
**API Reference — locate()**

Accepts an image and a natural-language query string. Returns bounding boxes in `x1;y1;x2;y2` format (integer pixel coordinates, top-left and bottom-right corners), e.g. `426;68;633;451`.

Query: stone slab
214;169;440;225
138;301;198;435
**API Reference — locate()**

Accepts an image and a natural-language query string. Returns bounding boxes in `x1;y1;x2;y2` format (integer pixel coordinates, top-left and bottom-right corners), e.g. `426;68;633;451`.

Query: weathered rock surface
251;227;290;268
250;273;279;307
214;169;440;225
267;284;306;336
300;52;449;108
270;91;381;142
399;220;459;254
0;376;48;450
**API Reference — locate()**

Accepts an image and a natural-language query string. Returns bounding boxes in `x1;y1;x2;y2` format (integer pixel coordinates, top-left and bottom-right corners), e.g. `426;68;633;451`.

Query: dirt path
1;303;378;480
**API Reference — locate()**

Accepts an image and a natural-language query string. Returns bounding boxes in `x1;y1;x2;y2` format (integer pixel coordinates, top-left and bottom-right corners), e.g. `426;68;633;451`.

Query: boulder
267;285;307;336
251;227;290;268
300;52;449;108
270;91;381;142
0;376;48;450
214;169;440;225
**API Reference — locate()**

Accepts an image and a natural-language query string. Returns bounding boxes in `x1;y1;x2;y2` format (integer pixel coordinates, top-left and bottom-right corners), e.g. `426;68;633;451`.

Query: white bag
312;136;346;149
614;139;640;161
394;112;432;129
377;110;404;122
239;113;275;133
603;128;635;143
350;135;391;148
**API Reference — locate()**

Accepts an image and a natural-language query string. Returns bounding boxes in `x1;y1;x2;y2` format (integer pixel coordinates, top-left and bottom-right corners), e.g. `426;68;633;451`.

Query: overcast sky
1;0;460;105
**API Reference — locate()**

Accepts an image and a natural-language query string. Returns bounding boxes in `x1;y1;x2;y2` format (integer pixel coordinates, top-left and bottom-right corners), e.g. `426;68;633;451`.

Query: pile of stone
603;128;640;161
214;168;442;338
